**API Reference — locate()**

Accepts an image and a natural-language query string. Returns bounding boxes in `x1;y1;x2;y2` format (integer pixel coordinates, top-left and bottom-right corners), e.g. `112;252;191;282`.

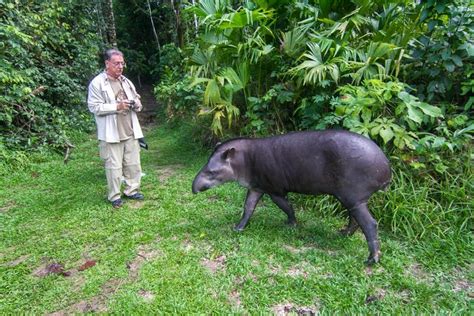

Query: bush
182;0;473;176
0;1;100;156
405;0;474;105
154;44;204;121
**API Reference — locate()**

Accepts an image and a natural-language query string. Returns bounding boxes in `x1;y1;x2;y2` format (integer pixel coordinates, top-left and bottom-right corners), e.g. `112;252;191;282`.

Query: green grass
0;121;472;314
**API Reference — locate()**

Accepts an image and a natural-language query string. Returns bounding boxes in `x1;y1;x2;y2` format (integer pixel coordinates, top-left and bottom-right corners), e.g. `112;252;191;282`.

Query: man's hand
132;99;142;111
116;101;129;111
117;99;141;112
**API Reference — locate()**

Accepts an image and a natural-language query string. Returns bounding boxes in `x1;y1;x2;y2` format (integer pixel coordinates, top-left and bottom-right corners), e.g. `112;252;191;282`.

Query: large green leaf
407;105;423;124
292;42;341;85
379;126;395;144
416;102;443;118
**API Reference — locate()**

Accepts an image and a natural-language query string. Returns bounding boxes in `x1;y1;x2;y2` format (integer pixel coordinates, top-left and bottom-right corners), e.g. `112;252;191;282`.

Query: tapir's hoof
338;228;352;236
365;252;381;265
286;219;297;227
233;224;245;232
338;226;358;236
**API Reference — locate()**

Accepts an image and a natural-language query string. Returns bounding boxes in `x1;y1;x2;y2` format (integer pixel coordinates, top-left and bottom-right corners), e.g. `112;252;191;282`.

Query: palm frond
204;78;221;106
194;0;229;17
236;61;249;87
218;67;244;92
291;42;342;85
280;26;307;57
189;47;216;77
218;7;274;30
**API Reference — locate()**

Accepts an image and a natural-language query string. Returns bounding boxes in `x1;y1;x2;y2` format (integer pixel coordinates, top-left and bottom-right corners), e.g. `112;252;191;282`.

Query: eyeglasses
110;61;126;67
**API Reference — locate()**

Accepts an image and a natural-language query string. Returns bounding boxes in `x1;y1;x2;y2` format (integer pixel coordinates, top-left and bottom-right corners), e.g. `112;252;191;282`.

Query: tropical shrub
404;0;474;105
0;1;100;158
183;0;423;133
154;44;204;120
176;0;473;175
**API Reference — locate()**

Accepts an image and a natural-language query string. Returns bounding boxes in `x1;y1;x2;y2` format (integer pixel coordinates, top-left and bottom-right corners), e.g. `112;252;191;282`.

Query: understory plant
177;0;473;176
0;1;100;157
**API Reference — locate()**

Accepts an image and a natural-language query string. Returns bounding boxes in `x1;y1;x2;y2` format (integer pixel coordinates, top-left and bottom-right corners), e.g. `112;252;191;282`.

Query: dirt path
136;83;159;125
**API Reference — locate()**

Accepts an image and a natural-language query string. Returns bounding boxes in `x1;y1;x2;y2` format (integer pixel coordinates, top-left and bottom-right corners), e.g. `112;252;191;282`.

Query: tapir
192;130;391;264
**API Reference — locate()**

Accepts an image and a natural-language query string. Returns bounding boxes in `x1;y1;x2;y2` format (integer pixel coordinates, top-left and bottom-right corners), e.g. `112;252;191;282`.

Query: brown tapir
192;130;391;264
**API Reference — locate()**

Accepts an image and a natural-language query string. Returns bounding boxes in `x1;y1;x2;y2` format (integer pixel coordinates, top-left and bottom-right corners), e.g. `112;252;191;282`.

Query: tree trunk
146;0;161;51
191;0;199;37
103;0;118;48
171;0;184;48
95;0;107;44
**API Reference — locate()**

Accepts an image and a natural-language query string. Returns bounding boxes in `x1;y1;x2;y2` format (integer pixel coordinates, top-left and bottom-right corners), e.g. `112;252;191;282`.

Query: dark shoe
125;193;144;200
112;199;123;208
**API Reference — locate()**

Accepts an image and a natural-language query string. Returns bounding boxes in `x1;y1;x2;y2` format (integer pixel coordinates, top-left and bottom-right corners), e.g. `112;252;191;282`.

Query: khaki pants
99;138;142;202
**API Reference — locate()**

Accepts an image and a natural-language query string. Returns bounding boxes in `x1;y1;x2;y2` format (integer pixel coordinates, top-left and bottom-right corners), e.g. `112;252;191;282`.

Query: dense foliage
155;0;473;175
113;0;197;83
0;1;102;169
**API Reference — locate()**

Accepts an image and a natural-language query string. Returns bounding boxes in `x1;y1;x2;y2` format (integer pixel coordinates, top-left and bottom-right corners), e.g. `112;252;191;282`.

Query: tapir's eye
207;170;216;177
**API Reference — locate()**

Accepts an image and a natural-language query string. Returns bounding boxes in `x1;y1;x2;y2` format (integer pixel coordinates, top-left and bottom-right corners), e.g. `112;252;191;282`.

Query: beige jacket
87;72;144;143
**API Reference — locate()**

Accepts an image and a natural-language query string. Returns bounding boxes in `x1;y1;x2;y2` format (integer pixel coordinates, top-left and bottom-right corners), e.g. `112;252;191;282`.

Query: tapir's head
192;143;237;194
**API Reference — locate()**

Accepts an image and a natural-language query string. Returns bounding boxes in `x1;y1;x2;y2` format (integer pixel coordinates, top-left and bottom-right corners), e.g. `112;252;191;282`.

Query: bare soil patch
228;289;242;308
138;289;156;302
272;302;319;315
3;254;29;267
127;246;163;278
406;262;431;282
156;164;184;182
49;236;162;314
283;244;316;254
0;201;16;213
365;288;387;304
201;254;226;274
453;278;473;297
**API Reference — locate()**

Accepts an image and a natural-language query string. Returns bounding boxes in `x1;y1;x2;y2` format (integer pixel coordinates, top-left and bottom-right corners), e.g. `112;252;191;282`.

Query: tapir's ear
215;142;222;148
221;148;235;161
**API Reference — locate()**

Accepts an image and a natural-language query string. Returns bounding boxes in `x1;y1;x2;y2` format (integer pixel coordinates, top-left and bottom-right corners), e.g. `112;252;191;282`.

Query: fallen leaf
78;260;96;271
34;262;71;277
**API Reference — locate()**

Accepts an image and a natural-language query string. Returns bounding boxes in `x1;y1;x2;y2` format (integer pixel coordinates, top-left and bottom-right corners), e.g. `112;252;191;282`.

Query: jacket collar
101;71;125;83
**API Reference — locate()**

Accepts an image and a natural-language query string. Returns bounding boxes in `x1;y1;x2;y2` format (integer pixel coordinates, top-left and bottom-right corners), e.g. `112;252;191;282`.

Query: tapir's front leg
234;189;263;231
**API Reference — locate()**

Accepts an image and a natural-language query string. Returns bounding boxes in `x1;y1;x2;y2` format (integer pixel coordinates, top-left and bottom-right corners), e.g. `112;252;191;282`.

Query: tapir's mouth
192;184;209;194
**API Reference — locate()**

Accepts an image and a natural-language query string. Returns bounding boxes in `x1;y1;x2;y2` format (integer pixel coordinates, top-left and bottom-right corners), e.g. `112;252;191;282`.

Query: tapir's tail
380;167;392;192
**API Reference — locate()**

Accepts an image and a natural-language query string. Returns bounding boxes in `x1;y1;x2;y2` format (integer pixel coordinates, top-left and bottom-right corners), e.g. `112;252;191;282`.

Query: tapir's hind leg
339;215;359;236
347;202;381;265
269;194;297;226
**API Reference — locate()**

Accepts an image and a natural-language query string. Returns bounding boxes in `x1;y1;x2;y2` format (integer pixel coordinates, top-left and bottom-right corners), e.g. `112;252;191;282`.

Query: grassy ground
0;121;472;314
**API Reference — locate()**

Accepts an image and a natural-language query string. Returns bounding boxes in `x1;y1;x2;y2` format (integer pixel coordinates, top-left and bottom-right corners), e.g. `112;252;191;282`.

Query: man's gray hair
104;48;123;61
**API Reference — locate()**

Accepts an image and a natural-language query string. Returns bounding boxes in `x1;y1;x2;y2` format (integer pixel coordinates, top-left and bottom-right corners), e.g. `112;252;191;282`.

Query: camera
127;100;136;109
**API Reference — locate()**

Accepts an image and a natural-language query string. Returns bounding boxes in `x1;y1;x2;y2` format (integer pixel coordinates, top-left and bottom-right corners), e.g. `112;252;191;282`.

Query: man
87;48;145;208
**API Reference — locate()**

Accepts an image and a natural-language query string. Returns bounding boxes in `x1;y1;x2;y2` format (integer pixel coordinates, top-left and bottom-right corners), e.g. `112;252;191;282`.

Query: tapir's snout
192;185;209;194
191;179;200;194
192;173;209;194
192;184;204;194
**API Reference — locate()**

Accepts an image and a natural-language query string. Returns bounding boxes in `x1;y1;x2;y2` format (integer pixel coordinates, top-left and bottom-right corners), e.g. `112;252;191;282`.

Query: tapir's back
249;130;391;202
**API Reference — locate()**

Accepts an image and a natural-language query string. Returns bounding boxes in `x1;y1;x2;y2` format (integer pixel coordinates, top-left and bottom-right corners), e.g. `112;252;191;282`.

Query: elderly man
87;48;145;208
